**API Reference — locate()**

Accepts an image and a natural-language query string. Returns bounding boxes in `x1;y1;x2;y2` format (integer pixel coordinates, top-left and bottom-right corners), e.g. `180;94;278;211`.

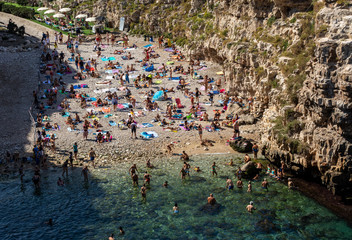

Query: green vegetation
273;109;307;154
0;1;35;19
267;16;276;27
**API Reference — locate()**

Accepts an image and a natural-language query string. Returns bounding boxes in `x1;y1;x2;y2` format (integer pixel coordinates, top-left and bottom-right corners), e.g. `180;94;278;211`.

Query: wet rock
230;138;253;153
199;203;222;215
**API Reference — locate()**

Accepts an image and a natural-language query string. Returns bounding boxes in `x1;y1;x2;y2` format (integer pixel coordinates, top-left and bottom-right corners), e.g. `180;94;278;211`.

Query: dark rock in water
230;138;253;153
300;213;318;224
256;209;278;233
240;161;259;178
199;203;222;215
191;176;207;182
255;218;279;233
212;187;226;193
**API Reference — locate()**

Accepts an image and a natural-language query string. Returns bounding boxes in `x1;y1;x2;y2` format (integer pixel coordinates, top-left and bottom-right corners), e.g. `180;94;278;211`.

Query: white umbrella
44;9;56;14
59;8;71;13
85;17;96;22
37;7;48;11
53;13;65;18
75;14;88;19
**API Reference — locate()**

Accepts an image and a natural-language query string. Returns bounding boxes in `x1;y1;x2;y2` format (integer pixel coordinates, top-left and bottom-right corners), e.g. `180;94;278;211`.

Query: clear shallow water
1;154;351;240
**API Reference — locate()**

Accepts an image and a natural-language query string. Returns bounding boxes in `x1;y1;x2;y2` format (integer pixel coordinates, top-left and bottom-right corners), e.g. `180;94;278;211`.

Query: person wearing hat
246;201;256;213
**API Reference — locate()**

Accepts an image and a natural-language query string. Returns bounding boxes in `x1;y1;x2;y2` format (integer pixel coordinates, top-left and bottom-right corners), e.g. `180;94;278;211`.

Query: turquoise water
1;154;351;240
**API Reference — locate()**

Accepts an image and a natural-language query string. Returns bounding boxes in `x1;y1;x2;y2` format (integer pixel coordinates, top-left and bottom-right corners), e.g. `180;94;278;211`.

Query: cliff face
48;0;352;196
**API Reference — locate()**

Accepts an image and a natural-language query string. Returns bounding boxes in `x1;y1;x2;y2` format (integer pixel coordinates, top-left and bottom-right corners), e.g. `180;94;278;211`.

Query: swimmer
211;162;218;176
246;201;256;213
132;173;138;186
163;181;168;187
81;166;89;181
109;233;115;240
237;178;243;189
45;218;53;226
237;167;242;179
180;167;187;180
247;181;252;192
226;177;234;190
129;163;138;176
173;203;179;214
119;226;125;235
207;193;216;205
144;172;151;185
141;184;147;199
57;177;64;186
194;166;201;172
252;143;259;159
183;162;191;177
262;178;269;191
62;160;69;177
228;159;234;166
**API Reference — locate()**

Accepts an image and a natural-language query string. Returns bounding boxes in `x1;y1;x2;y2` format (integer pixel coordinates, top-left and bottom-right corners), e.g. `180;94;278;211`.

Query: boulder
230;138;253;153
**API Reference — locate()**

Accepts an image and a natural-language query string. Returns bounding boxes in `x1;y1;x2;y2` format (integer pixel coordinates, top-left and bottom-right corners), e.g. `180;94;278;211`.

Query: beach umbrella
86;17;96;22
37;7;48;11
53;13;65;18
75;14;88;19
59;8;71;13
44;9;56;14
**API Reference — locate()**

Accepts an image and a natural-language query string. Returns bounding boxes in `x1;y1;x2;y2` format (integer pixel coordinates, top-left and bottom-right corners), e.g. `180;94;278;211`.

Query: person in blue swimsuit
226;177;234;190
173;203;179;214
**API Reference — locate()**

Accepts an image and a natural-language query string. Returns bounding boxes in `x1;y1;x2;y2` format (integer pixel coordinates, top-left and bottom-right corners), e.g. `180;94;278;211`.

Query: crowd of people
1;20;297;238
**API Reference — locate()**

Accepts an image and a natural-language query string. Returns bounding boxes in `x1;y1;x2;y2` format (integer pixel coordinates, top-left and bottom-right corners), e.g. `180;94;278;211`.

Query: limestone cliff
44;0;352;197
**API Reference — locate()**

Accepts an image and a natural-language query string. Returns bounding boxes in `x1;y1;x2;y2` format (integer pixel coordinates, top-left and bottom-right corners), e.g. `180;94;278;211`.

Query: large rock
230;138;253;153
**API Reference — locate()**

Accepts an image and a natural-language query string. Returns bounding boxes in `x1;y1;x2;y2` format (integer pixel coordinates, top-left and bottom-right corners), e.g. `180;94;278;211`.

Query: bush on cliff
0;2;35;19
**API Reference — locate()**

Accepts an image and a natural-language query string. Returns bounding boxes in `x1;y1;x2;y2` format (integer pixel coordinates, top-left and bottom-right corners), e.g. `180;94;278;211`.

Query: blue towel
144;44;153;48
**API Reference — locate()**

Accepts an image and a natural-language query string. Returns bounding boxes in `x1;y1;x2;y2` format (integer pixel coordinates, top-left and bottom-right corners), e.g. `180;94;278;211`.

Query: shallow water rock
230;138;253;153
199;203;222;215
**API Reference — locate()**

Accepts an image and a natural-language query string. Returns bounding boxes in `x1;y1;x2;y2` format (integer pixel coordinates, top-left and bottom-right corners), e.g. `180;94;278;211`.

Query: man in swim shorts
246;201;256;213
226;177;234;190
207;193;216;205
262;178;269;191
144;172;151;185
88;148;96;168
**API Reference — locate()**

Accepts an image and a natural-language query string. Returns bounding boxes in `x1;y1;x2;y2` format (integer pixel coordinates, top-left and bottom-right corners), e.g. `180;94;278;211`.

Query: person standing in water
262;178;269;191
141;184;147;199
129;164;138;176
173;203;179;214
180;167;187;180
247;181;252;192
81;166;89;181
207;193;216;205
211;162;218;176
62;160;69;177
246;201;256;213
226;177;234;190
144;172;151;185
88;148;96;168
73;142;78;161
237;178;243;189
252;143;259;160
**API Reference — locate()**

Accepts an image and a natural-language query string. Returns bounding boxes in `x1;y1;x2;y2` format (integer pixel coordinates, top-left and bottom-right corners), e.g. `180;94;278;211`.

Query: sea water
0;154;351;240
